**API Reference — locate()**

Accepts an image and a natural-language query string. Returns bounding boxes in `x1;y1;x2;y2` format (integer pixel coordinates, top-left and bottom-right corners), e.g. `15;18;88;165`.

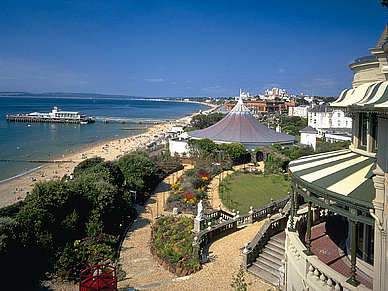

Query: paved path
118;164;274;290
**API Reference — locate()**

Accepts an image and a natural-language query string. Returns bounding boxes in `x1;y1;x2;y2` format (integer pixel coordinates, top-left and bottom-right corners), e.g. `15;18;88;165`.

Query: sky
0;0;387;98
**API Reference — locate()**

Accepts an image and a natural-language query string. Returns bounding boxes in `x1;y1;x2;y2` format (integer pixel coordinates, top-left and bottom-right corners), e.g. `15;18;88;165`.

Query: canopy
331;81;388;109
288;149;376;207
188;98;295;146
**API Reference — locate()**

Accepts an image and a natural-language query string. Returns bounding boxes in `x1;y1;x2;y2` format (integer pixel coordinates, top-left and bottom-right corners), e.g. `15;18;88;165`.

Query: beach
0;104;216;209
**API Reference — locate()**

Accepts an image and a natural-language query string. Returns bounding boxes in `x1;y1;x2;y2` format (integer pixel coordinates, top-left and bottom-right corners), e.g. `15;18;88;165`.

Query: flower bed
166;167;213;213
150;216;202;276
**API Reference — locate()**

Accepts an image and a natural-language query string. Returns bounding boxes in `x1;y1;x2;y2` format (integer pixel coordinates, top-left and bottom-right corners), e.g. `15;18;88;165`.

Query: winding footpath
117;164;274;291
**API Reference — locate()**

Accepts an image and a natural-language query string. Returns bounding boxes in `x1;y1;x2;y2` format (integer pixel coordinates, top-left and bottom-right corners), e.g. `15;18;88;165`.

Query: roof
330;81;388;110
230;97;251;113
299;126;317;133
56;111;82;114
289;149;375;207
308;105;332;113
188;97;295;145
376;24;388;48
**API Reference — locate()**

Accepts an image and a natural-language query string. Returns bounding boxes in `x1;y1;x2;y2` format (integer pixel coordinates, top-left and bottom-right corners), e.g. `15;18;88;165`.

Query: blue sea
0;96;209;182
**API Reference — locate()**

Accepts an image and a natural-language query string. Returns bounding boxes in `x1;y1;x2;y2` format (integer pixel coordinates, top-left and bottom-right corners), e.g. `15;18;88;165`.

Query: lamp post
129;190;137;204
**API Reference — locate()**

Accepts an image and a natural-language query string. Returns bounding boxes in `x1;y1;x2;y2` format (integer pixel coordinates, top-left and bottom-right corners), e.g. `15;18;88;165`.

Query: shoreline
0;102;217;209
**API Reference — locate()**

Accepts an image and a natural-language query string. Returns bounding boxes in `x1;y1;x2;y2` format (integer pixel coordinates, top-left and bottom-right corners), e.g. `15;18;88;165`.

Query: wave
0;164;47;184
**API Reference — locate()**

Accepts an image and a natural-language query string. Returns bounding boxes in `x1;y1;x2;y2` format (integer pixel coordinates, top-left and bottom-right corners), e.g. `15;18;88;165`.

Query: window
371;113;378;152
358;113;368;150
357;113;378;152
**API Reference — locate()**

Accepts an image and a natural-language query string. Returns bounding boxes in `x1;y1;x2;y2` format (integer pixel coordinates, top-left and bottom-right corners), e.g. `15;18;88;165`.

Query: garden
151;216;202;276
219;172;291;214
165;161;231;214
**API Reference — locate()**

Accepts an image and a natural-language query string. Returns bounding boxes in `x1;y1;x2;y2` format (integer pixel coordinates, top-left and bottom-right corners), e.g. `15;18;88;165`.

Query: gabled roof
300;126;317;133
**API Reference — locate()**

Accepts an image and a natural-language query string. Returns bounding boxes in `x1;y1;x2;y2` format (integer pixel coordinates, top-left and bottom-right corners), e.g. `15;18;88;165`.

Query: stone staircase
247;234;285;286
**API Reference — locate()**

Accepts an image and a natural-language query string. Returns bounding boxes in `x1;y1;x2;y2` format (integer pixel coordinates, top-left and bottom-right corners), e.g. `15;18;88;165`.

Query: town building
265;87;288;98
285;24;388;291
308;105;352;138
288;105;309;118
226;99;296;114
299;125;318;150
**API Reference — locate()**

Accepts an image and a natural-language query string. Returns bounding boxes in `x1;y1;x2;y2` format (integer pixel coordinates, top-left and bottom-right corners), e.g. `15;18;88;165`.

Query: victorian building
285;25;388;291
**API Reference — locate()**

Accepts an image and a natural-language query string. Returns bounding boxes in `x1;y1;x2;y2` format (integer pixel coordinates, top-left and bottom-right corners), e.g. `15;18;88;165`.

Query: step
259;252;282;265
247;263;278;286
120;260;159;274
262;248;284;261
123;266;177;289
267;237;285;249
253;257;280;274
265;243;284;256
272;233;286;243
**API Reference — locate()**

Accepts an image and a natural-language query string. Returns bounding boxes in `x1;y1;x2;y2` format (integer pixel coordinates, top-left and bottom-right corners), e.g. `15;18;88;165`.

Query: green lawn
219;172;291;214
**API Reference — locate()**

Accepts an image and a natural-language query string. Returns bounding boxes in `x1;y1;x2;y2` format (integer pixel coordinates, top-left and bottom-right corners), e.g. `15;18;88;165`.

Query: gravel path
117;164;275;291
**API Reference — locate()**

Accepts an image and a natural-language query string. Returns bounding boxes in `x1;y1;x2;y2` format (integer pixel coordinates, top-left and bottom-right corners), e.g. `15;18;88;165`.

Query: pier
92;117;174;124
6;115;93;124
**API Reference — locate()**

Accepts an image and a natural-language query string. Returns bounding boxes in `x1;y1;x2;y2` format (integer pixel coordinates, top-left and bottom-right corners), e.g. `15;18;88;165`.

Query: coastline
0;102;217;209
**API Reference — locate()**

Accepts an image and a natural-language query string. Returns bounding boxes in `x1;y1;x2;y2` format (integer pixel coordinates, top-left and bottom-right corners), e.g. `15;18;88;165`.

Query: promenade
117;165;274;291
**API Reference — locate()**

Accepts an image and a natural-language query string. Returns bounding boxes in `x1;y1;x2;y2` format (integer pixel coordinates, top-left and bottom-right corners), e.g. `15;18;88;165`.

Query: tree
188;138;218;159
118;152;159;201
186;112;226;131
219;143;247;161
73;156;104;175
0;217;18;253
84;161;125;188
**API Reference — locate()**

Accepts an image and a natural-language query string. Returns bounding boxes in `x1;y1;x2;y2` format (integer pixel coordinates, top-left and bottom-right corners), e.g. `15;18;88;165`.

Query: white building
299;125;318;150
308;105;352;137
288;105;309;118
265;87;287;97
285;22;388;291
168;132;190;155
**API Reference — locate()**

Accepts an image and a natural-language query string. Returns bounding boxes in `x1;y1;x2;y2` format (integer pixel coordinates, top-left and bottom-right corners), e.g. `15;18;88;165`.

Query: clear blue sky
0;0;386;97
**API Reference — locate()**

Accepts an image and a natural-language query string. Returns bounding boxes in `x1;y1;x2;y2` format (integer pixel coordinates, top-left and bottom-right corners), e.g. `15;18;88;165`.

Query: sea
0;96;209;183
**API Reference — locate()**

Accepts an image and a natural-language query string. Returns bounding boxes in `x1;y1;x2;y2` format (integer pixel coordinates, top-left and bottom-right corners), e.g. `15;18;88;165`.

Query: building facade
226;99;296;114
285;25;388;291
308;105;352;137
288;105;309;118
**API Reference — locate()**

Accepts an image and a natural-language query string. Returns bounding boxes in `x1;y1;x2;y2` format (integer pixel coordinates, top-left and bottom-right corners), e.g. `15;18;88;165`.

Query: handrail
242;199;291;269
286;207;371;291
204;196;290;227
194;196;290;260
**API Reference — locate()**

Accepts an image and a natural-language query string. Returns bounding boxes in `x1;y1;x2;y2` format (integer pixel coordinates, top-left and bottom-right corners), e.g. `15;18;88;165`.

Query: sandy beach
0;103;216;209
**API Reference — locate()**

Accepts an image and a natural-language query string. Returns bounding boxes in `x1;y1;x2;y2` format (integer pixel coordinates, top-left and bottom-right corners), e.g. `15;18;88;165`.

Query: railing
204;207;234;221
286;206;370;291
193;196;290;260
242;199;291;270
204;196;290;228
